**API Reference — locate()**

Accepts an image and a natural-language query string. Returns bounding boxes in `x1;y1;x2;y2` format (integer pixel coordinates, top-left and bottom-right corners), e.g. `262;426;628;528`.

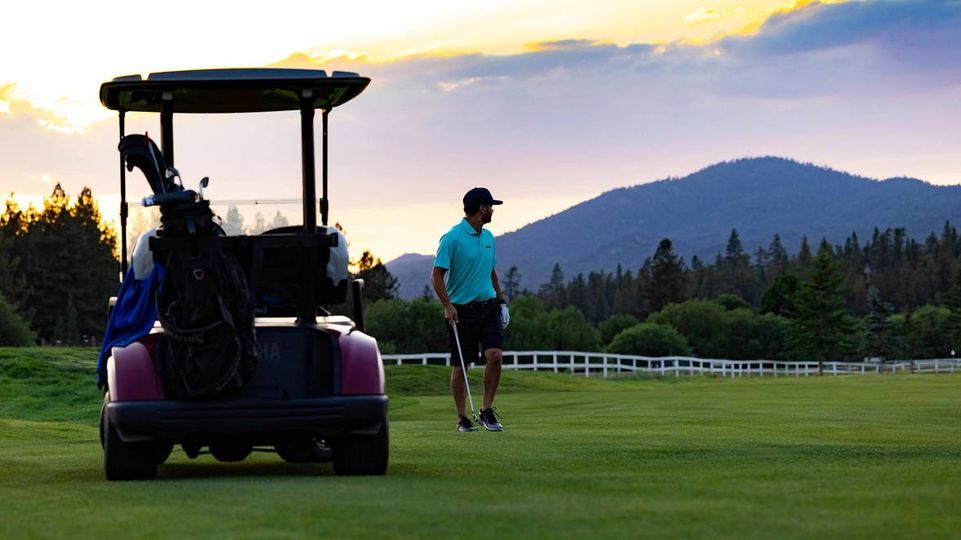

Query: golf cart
97;68;387;480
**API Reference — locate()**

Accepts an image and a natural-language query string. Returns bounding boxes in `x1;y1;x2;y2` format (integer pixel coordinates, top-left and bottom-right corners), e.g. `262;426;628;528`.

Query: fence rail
381;351;961;378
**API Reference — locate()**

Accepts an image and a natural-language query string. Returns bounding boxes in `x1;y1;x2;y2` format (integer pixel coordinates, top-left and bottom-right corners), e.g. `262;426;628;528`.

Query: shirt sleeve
434;233;453;270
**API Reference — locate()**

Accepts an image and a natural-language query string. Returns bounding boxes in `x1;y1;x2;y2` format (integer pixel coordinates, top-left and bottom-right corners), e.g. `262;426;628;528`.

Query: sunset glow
3;0;960;263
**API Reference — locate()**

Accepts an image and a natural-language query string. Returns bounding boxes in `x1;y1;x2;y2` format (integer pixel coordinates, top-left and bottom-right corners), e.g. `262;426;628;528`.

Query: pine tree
768;233;789;277
249;212;268;235
945;268;961;348
223;205;245;235
271;210;289;228
612;267;636;317
719;229;758;303
540;263;565;309
647;238;686;312
355;250;399;302
565;274;588;313
0;214;27;313
863;286;898;360
724;229;747;273
786;242;858;366
504;265;522;302
796;235;812;273
585;271;611;324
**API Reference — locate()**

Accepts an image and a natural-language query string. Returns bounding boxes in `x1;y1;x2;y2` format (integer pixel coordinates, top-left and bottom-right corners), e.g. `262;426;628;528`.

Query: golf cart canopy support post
322;109;329;226
161;94;174;166
119;110;128;277
299;92;318;324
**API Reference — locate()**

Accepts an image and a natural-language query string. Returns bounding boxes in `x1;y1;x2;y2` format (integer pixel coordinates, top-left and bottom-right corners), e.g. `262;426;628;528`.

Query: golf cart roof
100;68;370;113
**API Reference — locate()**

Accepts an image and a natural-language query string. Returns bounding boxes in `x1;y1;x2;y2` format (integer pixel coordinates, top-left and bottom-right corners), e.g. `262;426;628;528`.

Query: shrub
598;314;640;347
0;292;34;346
605;323;691;357
365;298;446;354
648;300;727;357
714;293;751;311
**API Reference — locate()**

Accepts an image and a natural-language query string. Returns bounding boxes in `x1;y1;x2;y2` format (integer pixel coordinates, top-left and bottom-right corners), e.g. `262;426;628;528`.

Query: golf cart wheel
331;419;388;476
154;441;175;464
104;409;157;481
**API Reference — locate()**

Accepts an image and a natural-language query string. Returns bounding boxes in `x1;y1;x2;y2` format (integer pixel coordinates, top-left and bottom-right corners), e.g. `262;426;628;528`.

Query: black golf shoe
457;416;478;432
478;408;503;431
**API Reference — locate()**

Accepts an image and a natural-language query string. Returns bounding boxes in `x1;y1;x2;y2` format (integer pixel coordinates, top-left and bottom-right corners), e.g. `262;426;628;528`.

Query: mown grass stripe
0;347;958;538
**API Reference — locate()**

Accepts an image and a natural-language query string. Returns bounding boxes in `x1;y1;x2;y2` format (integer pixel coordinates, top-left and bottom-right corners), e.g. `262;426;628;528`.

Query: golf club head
165;167;183;188
198;176;209;200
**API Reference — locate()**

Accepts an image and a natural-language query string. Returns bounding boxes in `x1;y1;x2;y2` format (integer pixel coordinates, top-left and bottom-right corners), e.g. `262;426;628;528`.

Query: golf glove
500;303;510;330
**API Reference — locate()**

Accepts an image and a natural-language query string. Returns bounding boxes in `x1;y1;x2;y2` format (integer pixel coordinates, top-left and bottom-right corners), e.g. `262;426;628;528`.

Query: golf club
451;321;478;423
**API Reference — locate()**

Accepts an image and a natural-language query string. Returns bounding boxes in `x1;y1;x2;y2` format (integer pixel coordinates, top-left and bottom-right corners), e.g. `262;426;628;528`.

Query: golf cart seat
148;226;349;314
253;225;350;311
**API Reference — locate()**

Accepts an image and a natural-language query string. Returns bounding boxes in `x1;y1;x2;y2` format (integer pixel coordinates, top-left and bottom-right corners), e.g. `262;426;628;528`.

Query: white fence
381;351;961;378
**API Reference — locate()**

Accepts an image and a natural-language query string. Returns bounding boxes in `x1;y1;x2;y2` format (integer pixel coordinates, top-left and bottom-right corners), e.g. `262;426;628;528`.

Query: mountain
388;157;961;298
387;252;436;299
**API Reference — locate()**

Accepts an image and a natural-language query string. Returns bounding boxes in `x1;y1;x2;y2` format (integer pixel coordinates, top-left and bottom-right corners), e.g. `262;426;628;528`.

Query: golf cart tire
332;419;389;476
154;441;175;464
104;408;157;481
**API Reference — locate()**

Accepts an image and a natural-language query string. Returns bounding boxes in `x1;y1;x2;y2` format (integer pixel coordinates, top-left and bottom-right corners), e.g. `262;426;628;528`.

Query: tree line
0;186;118;345
367;225;961;361
4;184;961;362
0;185;405;346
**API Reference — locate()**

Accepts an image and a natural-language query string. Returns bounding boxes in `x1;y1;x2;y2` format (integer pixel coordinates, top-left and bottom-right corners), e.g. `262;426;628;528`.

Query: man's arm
431;266;458;323
491;269;505;303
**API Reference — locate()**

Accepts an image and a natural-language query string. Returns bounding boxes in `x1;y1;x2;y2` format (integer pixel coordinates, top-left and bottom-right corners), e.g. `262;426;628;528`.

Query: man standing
431;187;506;432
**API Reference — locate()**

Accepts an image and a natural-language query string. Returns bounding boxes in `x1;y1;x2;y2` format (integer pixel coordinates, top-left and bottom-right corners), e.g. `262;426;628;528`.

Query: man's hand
444;302;459;324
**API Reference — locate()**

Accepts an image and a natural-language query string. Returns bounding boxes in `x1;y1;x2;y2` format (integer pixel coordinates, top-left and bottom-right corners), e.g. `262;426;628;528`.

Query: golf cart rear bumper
107;395;387;442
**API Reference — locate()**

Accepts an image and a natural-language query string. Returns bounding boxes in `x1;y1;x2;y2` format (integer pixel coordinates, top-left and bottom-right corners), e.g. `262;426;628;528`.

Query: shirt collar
459;217;481;236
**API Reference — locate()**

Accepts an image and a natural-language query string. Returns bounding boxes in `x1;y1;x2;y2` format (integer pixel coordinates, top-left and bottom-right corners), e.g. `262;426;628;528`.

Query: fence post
603;356;609;378
553;353;558;374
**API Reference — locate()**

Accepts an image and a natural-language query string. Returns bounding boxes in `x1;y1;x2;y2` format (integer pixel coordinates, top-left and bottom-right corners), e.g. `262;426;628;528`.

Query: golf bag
120;134;257;399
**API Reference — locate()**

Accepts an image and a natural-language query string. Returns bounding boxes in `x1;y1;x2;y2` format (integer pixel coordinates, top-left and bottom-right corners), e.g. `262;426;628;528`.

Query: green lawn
1;347;959;539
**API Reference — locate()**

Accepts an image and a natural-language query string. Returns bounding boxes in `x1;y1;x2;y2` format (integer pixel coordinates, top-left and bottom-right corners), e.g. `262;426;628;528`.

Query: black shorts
446;300;504;368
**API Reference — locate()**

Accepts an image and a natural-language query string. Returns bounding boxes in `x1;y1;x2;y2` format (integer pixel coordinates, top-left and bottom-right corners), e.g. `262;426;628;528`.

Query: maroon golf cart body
98;68;388;480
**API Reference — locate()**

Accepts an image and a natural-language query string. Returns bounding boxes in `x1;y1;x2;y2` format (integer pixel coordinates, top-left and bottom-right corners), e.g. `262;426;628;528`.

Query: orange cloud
680;0;850;45
0;83;16;115
685;7;726;25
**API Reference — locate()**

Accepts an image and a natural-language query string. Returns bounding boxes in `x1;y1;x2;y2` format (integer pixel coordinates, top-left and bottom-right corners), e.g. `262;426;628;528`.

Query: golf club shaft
451;321;476;418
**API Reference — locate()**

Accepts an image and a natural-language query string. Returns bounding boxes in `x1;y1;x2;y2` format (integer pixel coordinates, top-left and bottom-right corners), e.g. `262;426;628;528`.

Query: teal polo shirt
434;218;497;305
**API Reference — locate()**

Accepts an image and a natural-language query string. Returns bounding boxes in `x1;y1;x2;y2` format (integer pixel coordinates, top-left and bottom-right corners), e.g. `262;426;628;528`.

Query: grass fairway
1;348;960;539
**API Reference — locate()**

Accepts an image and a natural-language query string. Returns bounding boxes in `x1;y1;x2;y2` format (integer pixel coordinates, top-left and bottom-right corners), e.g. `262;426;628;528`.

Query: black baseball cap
463;187;503;207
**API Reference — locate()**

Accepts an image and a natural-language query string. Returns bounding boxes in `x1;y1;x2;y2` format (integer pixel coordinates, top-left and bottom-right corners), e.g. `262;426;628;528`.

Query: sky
2;0;960;262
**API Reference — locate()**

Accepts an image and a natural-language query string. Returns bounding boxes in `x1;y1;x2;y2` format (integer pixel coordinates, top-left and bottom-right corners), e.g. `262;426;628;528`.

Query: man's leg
449;308;481;431
482;348;503;409
451;366;468;418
